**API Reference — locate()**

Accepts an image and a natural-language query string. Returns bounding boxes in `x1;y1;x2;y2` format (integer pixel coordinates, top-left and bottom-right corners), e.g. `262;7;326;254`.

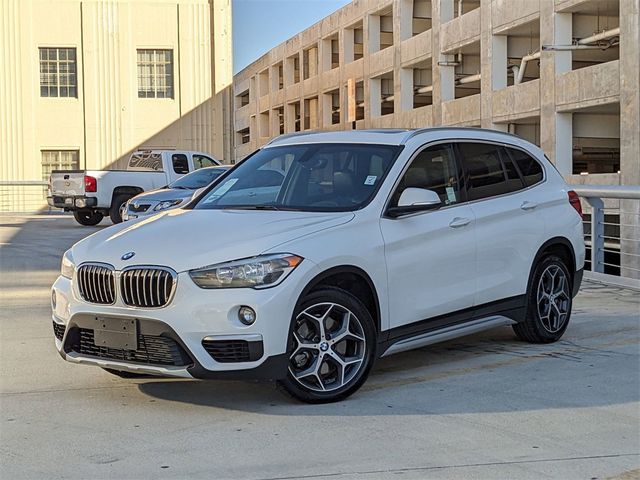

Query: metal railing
573;185;640;290
0;181;51;213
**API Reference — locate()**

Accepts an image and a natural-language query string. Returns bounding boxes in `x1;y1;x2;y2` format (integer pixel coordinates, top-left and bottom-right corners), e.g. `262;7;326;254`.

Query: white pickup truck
48;150;220;225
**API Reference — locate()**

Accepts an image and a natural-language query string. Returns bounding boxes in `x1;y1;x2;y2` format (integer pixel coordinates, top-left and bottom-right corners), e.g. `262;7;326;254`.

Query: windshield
195;144;400;212
170;168;228;189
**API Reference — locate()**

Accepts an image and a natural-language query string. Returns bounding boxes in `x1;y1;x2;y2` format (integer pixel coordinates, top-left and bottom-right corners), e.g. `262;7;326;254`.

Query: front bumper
48;195;97;210
51;262;318;380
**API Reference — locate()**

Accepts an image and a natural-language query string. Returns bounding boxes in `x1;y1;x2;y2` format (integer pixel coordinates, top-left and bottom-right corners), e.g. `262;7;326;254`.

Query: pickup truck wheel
109;194;132;224
73;209;103;226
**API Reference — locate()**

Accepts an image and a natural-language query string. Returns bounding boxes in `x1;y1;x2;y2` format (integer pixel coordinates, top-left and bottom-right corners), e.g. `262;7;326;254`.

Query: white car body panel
51;128;586;383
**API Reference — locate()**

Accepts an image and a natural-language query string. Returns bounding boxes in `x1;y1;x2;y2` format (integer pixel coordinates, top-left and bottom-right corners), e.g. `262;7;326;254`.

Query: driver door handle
449;217;471;228
521;201;538;211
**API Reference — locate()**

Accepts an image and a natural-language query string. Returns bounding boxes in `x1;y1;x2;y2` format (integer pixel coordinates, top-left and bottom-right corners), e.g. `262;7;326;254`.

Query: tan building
232;0;638;192
0;0;233;211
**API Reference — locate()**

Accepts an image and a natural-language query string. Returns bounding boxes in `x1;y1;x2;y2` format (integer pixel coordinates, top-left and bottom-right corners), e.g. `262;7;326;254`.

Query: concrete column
400;0;413;41
619;0;640;279
539;0;557;165
285;103;295;133
554;13;572;74
308;97;319;129
555;112;572;175
400;67;414;112
480;0;493;128
344;28;354;64
491;35;507;91
368;14;380;54
369;77;381;117
308;46;318;77
432;0;454;125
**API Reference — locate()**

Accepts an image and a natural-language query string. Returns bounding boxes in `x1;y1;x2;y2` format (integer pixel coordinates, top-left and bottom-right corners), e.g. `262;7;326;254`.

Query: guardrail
573;184;640;291
0;181;51;213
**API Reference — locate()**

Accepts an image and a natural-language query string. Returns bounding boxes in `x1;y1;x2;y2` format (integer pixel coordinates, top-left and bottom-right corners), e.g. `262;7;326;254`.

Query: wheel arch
111;186;144;207
528;237;577;293
298;265;382;335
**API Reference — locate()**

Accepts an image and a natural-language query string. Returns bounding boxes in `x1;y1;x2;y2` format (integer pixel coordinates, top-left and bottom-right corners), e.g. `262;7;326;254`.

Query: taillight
568;190;582;218
84;175;97;193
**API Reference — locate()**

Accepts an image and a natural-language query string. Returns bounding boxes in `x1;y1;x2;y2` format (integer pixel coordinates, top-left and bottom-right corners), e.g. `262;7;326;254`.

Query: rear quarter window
507;147;544;186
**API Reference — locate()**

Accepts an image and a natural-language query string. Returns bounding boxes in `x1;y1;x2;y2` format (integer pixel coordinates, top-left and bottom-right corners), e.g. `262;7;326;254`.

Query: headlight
189;253;303;289
61;250;75;279
154;199;183;211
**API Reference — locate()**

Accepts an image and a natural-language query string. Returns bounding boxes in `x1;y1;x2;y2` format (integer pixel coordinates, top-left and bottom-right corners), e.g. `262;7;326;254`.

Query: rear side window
128;152;162;171
457;142;524;201
172;154;189;174
508;148;544;186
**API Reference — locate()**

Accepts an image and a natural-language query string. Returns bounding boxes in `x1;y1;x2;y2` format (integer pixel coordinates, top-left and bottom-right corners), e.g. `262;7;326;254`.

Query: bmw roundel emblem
121;252;136;261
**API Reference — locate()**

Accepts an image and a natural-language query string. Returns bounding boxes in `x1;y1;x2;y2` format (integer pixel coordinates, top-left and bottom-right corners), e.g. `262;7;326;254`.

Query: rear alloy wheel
513;255;573;343
278;287;375;403
73;209;103;226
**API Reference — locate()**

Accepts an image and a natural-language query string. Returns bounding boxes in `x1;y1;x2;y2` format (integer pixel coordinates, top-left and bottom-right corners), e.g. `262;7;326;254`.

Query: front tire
277;287;376;403
73;209;103;226
513;255;573;343
109;194;131;224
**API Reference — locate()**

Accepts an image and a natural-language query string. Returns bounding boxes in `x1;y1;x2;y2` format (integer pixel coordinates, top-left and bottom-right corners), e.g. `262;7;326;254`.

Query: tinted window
508;148;544;186
391;144;462;207
193;154;217;170
196;144;400;212
458;143;523;201
172;154;189;174
170;167;228;189
128;152;162;171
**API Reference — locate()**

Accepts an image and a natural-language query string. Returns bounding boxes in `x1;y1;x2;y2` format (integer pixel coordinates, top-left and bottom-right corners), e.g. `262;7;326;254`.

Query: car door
380;142;477;334
457;141;547;307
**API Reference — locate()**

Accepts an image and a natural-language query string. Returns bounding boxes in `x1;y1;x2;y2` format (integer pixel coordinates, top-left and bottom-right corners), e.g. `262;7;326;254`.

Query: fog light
51;290;57;309
75;198;87;208
238;306;256;325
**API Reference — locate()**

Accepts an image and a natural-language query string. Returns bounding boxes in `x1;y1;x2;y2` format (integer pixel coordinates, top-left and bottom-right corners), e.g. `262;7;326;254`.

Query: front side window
137;49;174;98
172;154;189;174
193;155;217;170
390;143;462;207
196;144;400;212
42;150;79;181
458;142;524;201
39;48;77;97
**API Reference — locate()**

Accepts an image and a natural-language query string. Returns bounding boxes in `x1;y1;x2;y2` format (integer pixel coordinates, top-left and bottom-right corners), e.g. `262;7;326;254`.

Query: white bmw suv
51;128;585;403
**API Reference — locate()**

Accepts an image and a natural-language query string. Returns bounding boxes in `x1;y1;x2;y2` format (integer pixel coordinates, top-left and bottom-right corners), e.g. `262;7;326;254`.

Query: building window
137;49;174;98
39;48;77;97
41;150;80;181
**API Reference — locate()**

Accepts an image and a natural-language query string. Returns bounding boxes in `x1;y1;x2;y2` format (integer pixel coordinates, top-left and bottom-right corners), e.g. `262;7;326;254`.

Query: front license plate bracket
94;317;138;350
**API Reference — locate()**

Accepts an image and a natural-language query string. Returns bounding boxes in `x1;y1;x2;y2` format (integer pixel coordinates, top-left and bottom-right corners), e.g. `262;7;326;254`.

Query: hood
72;209;354;272
130;188;195;203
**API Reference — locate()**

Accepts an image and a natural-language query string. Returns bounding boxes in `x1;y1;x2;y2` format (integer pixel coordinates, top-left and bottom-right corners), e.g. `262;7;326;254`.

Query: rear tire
109;194;132;224
277;287;376;403
513;255;573;343
73;209;103;226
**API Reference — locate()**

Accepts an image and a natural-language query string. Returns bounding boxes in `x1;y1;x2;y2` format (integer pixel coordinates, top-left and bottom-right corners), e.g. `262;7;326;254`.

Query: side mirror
387;188;442;217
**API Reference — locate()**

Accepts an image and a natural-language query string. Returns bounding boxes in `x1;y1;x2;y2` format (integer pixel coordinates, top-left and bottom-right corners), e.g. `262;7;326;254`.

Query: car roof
265;127;525;147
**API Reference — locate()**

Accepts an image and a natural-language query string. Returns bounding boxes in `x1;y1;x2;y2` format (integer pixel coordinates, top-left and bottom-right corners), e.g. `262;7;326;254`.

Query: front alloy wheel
278;288;375;403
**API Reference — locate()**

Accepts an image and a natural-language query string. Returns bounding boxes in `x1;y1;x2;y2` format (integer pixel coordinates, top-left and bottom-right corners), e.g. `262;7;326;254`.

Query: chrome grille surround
76;263;116;305
120;266;177;308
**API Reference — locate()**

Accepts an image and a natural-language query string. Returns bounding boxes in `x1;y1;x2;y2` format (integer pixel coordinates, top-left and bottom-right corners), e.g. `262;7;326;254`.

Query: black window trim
454;139;547;205
382;138;548;219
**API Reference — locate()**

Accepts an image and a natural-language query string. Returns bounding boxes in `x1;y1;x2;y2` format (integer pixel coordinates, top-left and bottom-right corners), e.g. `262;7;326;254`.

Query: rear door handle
521;201;538;211
449;217;471;228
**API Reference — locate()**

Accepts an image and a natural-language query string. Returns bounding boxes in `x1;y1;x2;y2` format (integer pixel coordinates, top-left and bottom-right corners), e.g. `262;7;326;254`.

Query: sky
232;0;352;74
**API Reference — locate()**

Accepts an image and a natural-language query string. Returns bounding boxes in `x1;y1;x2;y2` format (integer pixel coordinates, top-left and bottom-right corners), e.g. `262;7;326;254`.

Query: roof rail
401;127;524;143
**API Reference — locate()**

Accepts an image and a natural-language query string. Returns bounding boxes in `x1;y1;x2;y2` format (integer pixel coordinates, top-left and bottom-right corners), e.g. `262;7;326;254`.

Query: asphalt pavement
1;214;638;479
